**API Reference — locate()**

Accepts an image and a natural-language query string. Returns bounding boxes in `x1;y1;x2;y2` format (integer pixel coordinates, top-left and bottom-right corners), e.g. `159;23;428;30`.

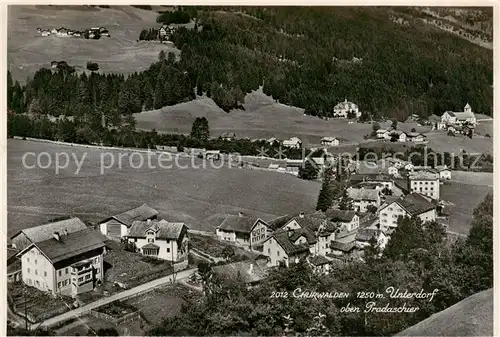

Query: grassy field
7;139;320;237
134;88;430;146
424;131;493;155
8;5;178;83
441;180;492;235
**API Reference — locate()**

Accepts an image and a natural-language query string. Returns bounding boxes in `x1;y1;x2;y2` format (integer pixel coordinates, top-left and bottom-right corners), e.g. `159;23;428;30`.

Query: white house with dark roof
99;204;159;239
307;255;332;274
282;137;302;149
321;137;340;147
16;228;106;297
10;217;88;251
262;228;312;267
378;193;437;232
127;219;189;262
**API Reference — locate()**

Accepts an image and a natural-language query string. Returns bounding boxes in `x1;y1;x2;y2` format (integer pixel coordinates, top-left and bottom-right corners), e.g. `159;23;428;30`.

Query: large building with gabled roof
378;193;437;231
16;228;106;297
215;214;273;248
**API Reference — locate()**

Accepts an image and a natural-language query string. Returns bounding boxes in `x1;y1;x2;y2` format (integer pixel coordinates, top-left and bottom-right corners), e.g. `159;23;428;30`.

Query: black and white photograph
4;4;495;337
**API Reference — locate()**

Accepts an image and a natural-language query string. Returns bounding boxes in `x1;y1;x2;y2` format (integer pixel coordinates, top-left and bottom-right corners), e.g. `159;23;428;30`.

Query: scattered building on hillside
307;255;332;274
440;104;477;127
433;165;452;180
347;187;381;212
389;130;408;142
98;204;159;240
266;137;279;144
10;217;88;251
16;228;106;297
376;129;392;140
216;214;274;248
321;137;340;147
350;174;395;191
282;137;302;149
127;219;189;263
378;193;437;232
406;132;427;142
262;229;311;267
329;241;358;257
333;99;361;118
408;170;440;200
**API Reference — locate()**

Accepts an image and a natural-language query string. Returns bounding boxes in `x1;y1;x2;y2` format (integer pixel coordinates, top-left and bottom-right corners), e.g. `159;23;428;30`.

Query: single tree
298;160;319;180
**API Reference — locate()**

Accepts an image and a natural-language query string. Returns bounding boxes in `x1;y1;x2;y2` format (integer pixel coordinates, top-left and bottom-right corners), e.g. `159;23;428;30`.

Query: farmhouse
333;99;361;118
433;165;452;180
389;130;408;142
441;104;477;127
16;228;106;297
282;137;302;149
406;132;427;142
220;132;236;141
127;219;189;262
262;228;312;267
307;255;332;274
321;137;340;147
376;129;391;139
216;214;274;248
327;209;360;238
378;193;437;232
329;241;358;257
99;204;159;239
355;228;388;251
10;217;88;251
347;187;381;212
408;170;440;200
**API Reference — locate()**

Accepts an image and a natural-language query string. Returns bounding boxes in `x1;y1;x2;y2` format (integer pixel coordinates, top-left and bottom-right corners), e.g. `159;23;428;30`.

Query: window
166;248;170;253
58;270;62;277
64;280;69;286
268;248;271;254
27;258;30;263
27;268;30;274
58;282;62;288
35;269;38;275
277;251;280;257
27;278;32;285
134;238;138;242
148;238;154;243
44;271;47;277
35;259;37;265
85;274;91;280
78;277;83;282
36;280;40;286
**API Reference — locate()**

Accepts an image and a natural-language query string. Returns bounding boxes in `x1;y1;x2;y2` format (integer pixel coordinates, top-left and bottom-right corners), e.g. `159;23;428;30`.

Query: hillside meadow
7;139;320;237
8;5;179;83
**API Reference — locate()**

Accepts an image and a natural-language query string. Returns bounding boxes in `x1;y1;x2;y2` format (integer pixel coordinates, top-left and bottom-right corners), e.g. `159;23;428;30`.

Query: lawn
123;283;194;326
440;181;492;235
7;139;320;237
8;5;178;83
134;88;430;146
424;131;493;156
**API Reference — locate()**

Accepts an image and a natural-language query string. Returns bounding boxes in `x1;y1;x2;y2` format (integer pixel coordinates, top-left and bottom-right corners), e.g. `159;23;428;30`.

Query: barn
98;204;159;240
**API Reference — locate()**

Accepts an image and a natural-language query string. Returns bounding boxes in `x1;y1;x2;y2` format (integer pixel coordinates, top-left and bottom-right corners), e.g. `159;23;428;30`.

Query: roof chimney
53;232;60;241
287;227;293;237
299;212;305;218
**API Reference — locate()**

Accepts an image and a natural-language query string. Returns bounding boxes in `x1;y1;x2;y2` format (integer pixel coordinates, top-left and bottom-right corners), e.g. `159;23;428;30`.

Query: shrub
156;10;190;24
485;133;491;138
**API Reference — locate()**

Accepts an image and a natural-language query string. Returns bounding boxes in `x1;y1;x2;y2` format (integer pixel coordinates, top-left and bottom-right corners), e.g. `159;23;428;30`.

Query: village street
11;267;197;331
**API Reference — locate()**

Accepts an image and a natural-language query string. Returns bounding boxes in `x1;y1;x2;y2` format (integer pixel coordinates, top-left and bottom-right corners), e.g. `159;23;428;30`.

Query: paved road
39;268;197;329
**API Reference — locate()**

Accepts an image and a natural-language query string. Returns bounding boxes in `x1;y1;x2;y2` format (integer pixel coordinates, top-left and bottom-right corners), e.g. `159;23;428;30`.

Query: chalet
321;137;340;147
408;170;440;200
98;204;159;239
327;209;359;238
307;255;332;274
376;129;391;140
333;99;361;118
221;132;236;141
16;228;106;297
267;137;279;144
216;214;273;248
441;104;477;127
262;227;319;267
355;228;388;251
41;29;51;36
329;241;358;257
406;132;426;142
10;217;88;251
389;130;408;142
282;137;302;149
347;187;381;212
127;219;189;263
434;165;452;180
378;193;437;232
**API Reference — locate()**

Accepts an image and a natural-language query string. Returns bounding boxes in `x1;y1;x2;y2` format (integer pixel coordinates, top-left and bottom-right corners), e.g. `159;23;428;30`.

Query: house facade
262;230;311;267
216;215;273;248
378;193;437;231
17;228;106;297
441;104;477;127
347;187;381;212
333;99;361;118
321;137;340;147
408;171;440;200
99;204;159;239
127;219;189;262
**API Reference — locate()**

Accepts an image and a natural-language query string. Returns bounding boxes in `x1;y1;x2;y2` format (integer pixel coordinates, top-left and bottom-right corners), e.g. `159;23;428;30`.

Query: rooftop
128;219;187;240
326;209;357;223
103;204;159;228
348;187;380;201
218;215;263;234
11;217;87;244
409;171;440;181
271;230;311;256
21;228;105;264
355;228;383;242
307;255;331;266
383;193;436;216
330;240;357;252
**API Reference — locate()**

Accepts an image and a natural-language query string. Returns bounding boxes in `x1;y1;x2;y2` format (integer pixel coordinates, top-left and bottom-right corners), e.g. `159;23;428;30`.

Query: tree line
149;194;492;336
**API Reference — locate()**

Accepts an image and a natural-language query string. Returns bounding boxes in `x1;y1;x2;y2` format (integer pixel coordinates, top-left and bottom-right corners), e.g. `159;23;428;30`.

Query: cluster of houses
7;204;189;298
37;26;110;38
213;156;451;275
158;24;177;42
436;103;477;135
375;128;427;143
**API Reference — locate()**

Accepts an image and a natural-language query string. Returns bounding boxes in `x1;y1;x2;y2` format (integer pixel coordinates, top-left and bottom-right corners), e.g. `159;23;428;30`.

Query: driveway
38;267;196;329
